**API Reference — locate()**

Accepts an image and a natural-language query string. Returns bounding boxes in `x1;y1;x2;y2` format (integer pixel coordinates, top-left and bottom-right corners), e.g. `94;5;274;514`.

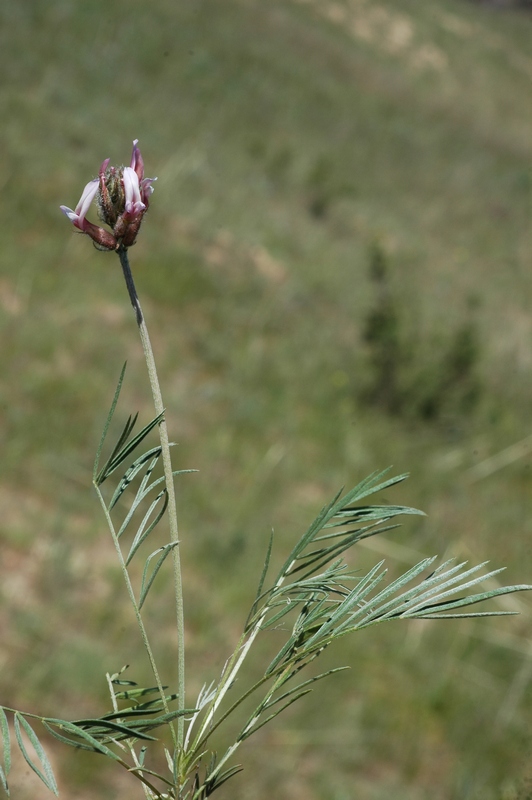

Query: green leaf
262;593;317;633
110;447;162;511
138;745;147;766
203;764;244;795
276;489;343;581
45;704;195;753
101;700;184;721
408;584;532;619
126;708;197;735
128;764;175;788
240;671;345;743
96;412;138;486
257;561;355;638
266;667;348;711
93;362;127;482
240;690;313;740
139;543;179;609
276;471;420;584
353;558;437;625
124;692;179;712
255;530;274;601
117;453;164;533
131;469;198;505
291;523;399;580
114;685;168;701
265;631;301;676
351;558;471;625
355;560;498;625
14;714;58;796
416;611;518;619
118;468;198;538
0;709;10;779
245;530;274;630
49;721;122;760
42;722;99;753
96;410;165;486
393;563;504;617
0;763;8;796
323;503;424;529
119;468;198;533
337;469;407;507
302;563;388;650
125;489;169;565
70;717;157;742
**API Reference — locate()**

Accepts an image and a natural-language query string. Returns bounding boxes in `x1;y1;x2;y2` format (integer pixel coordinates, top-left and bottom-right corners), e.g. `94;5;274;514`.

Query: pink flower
60;179;98;228
123;167;146;218
60;178;117;251
60;140;156;250
131;139;157;207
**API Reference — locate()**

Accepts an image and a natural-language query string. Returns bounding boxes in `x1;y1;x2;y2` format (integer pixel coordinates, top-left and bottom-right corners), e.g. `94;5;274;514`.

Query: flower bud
60;140;156;250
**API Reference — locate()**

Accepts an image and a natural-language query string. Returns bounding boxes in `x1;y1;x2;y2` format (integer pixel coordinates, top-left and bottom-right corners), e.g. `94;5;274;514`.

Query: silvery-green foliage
176;470;531;797
1;369;531;799
2;330;531;798
1;391;531;800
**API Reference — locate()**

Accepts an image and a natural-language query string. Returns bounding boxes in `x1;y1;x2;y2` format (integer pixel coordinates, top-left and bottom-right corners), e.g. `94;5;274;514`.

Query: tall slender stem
117;246;186;749
97;489;173;722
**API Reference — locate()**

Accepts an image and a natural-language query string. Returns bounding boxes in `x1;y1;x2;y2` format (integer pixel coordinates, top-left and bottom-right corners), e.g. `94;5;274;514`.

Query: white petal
60;205;78;223
123;166;145;214
75;179;99;222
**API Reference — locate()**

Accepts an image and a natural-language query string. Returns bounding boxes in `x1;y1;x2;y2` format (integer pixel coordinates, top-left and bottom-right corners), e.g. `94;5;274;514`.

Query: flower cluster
60;140;156;250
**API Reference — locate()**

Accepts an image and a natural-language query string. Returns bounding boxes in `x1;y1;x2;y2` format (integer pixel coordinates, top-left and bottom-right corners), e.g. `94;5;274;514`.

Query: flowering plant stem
5;138;521;799
117;245;186;751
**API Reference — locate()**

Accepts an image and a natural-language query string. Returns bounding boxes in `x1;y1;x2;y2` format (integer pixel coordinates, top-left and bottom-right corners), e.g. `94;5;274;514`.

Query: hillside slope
1;0;532;798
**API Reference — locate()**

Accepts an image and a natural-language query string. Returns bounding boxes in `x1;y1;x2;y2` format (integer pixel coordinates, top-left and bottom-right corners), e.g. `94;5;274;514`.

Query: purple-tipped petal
123;167;145;216
140;176;157;206
99;158;110;177
60;141;154;250
130;139;144;181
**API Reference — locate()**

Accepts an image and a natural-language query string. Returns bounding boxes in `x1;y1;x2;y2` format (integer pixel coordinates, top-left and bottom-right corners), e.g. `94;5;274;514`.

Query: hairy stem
117;246;186;751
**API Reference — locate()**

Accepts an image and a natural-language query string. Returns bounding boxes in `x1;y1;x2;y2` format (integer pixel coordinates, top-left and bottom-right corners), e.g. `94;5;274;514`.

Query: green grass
2;0;532;797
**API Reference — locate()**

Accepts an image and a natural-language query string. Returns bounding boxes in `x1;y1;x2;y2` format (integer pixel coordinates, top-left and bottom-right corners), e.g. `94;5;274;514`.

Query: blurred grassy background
2;0;532;797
